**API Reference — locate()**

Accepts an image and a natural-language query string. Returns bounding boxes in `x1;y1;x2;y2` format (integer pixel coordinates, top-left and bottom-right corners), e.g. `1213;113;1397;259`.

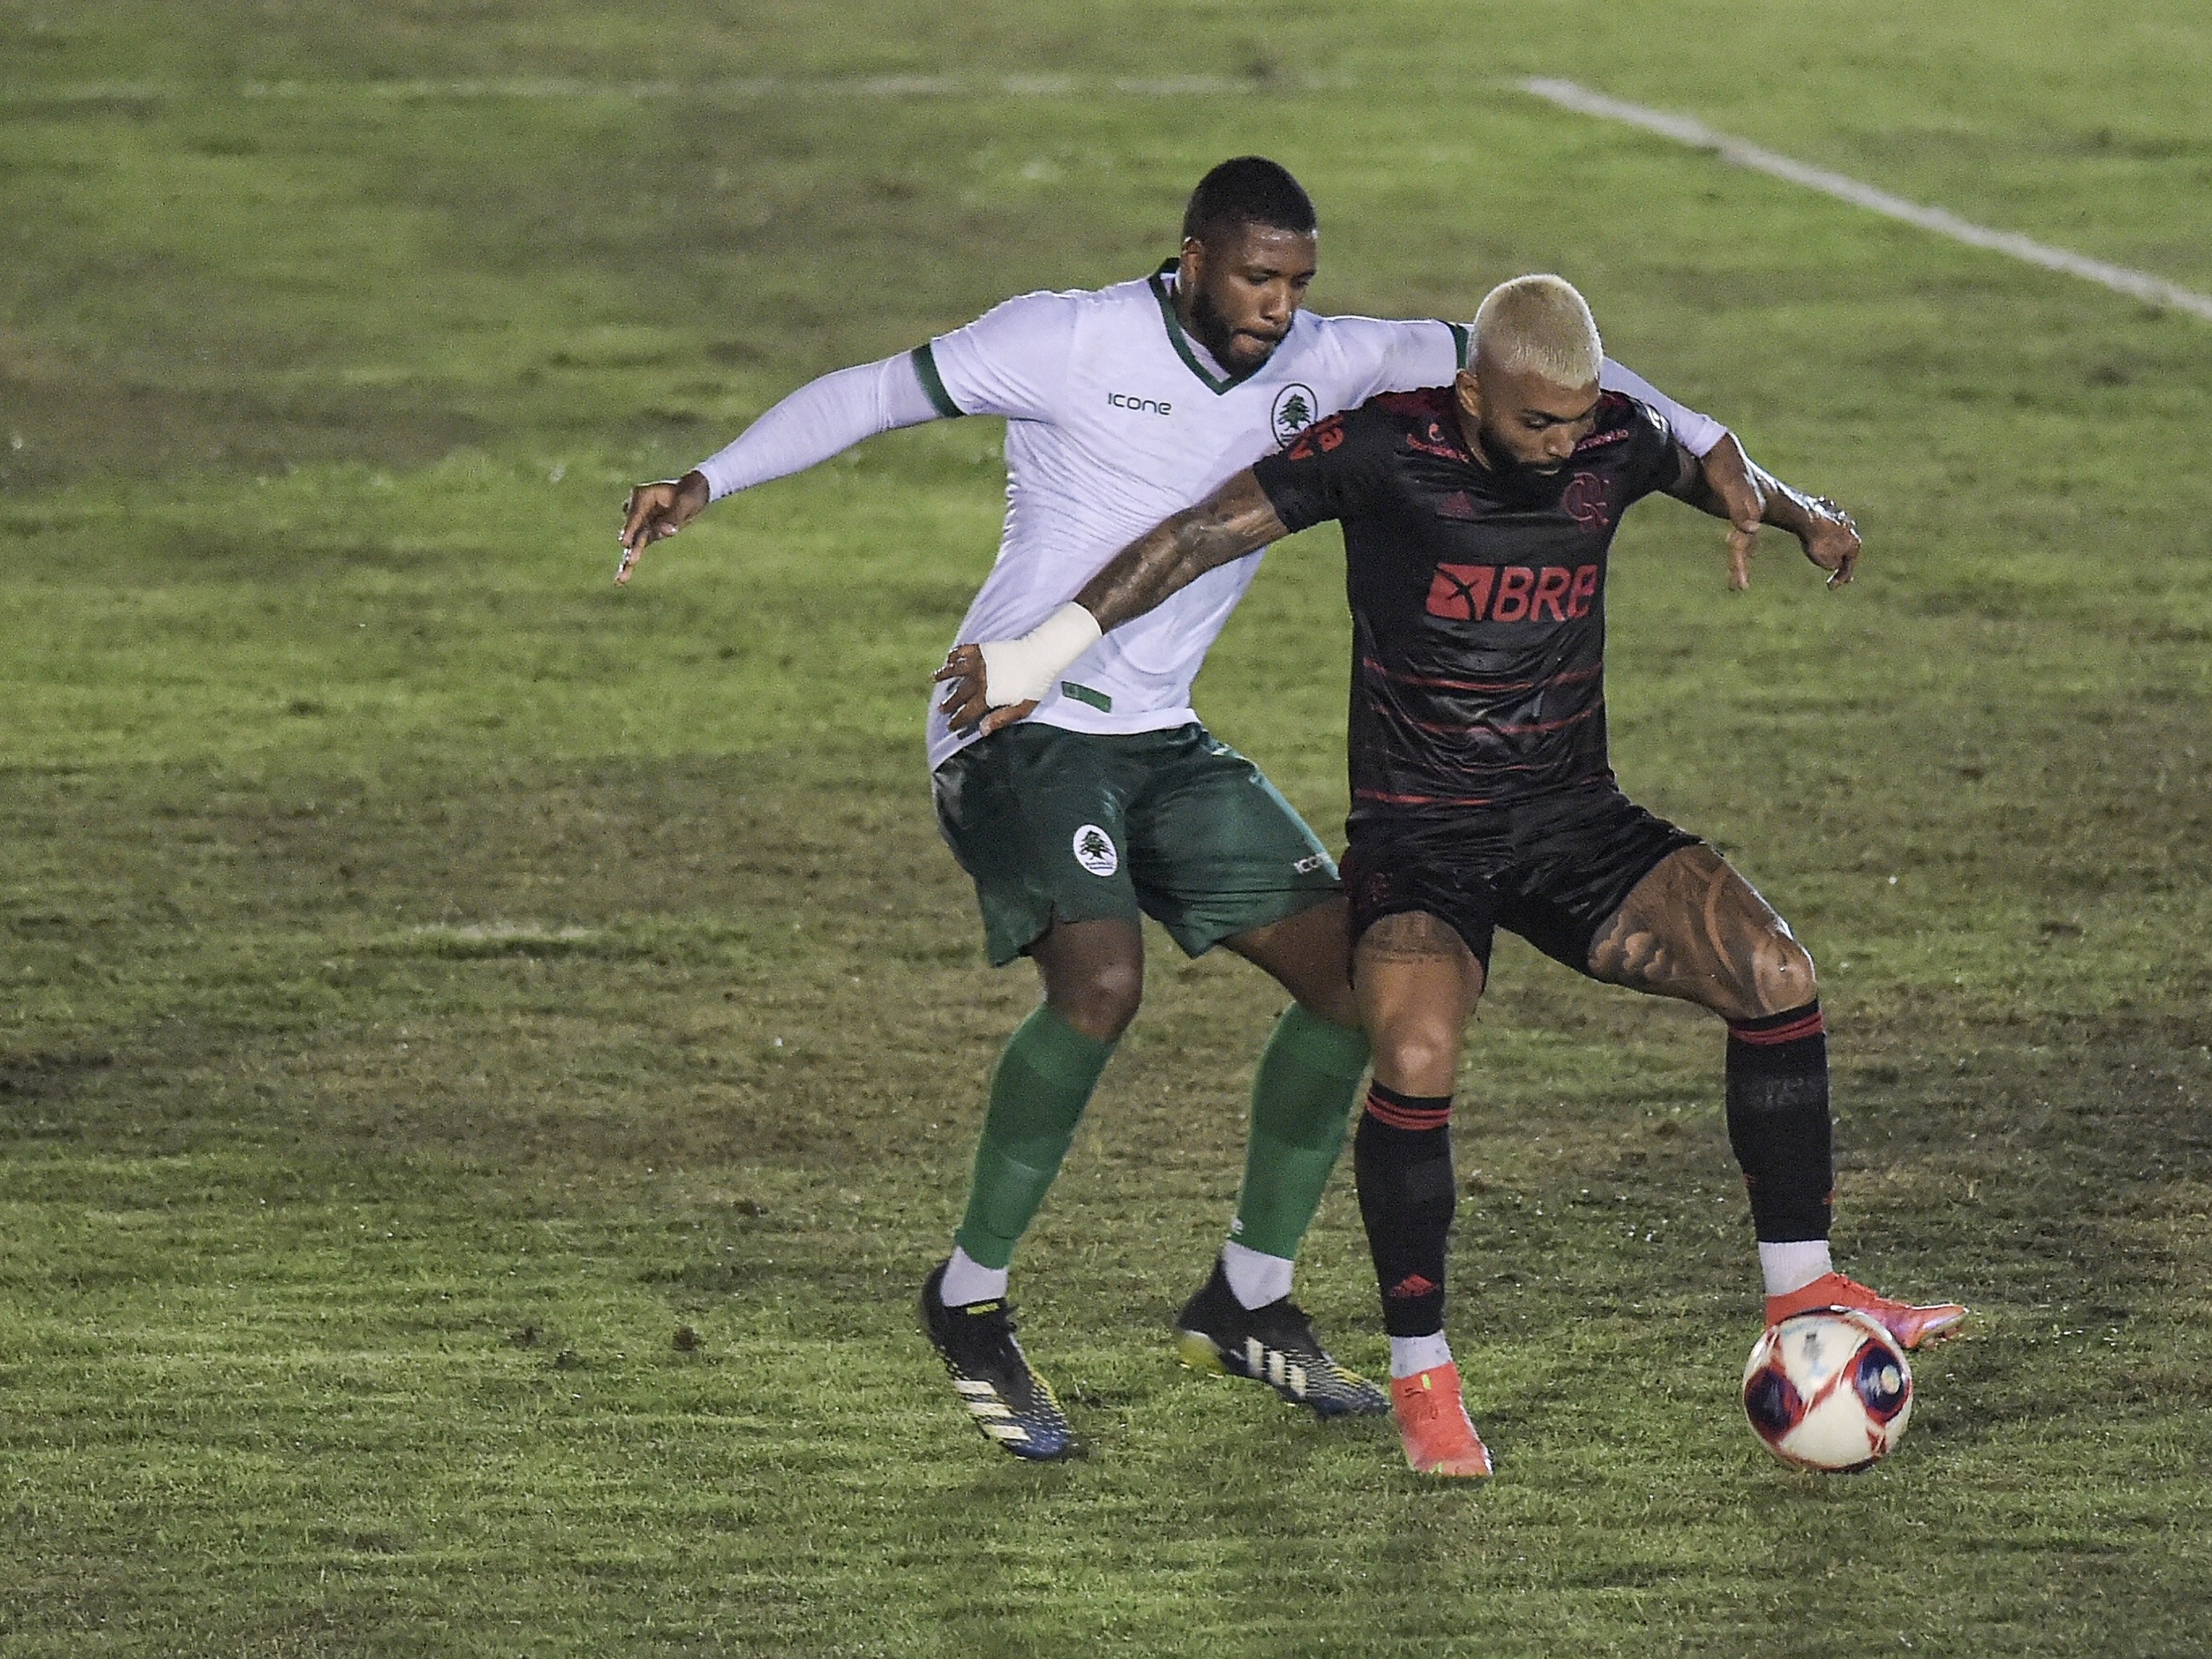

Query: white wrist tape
976;601;1101;708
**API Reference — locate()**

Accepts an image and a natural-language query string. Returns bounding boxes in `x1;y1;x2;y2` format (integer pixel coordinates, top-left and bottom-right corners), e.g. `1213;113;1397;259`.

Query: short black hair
1181;156;1317;245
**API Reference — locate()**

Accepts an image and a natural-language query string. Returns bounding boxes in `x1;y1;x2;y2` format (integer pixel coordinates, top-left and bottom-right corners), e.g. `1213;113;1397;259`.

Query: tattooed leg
1592;846;1839;1291
1354;910;1484;1095
1586;844;1815;1023
1351;910;1484;1361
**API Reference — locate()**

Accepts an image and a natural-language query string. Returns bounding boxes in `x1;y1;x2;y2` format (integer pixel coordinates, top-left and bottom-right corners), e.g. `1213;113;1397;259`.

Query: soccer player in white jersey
617;158;1750;1461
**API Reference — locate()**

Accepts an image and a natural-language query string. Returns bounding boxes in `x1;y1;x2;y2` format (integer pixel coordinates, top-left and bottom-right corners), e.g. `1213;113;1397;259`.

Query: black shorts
1341;784;1700;974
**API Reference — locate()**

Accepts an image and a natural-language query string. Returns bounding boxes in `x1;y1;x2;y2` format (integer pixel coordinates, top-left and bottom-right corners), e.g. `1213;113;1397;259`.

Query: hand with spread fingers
934;644;1038;737
615;469;711;585
934;599;1101;736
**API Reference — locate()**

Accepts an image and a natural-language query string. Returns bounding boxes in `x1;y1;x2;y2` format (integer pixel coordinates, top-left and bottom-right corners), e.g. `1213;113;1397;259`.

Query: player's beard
1188;286;1279;373
1474;424;1567;501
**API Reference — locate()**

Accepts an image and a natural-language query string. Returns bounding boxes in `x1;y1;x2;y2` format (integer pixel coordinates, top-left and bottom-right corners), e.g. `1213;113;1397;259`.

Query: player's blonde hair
1471;274;1603;388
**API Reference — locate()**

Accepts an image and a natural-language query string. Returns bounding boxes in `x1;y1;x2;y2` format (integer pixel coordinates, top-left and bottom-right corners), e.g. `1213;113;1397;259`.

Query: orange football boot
1390;1363;1493;1477
1764;1270;1968;1350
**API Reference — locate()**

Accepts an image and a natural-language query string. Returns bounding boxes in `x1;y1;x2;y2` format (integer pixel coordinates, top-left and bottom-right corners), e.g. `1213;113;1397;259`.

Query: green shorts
932;722;1341;966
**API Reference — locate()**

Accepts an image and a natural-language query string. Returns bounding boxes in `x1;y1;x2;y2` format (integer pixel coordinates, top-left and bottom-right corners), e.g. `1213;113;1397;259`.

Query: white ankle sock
1388;1332;1454;1379
940;1245;1008;1307
1758;1239;1833;1297
1219;1241;1294;1310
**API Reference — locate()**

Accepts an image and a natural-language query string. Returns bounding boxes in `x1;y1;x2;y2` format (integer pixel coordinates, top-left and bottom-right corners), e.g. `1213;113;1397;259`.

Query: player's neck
1170;274;1266;380
1170;286;1232;378
1454;405;1497;471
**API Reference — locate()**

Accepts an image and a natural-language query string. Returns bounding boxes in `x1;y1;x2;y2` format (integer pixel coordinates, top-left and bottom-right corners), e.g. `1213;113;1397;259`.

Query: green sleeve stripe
910;343;964;419
1447;321;1469;371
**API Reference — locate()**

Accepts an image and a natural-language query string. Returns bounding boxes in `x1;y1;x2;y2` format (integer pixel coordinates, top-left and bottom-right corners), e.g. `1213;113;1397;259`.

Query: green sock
953;1004;1116;1271
1232;1004;1372;1259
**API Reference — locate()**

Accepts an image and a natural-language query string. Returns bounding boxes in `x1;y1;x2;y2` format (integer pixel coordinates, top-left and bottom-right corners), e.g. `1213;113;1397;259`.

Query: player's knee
1051;956;1145;1043
1747;930;1817;1016
1370;1020;1460;1097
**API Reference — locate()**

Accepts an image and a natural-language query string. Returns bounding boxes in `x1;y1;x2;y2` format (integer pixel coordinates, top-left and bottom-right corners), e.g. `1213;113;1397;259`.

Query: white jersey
919;265;1719;769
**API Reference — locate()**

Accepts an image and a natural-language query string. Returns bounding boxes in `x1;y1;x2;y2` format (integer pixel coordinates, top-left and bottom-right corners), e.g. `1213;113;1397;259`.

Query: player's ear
1454;367;1484;427
1178;235;1207;288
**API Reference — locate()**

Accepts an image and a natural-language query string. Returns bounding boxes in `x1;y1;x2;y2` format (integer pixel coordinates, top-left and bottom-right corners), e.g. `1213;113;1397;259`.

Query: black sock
1354;1082;1455;1338
1725;1003;1834;1243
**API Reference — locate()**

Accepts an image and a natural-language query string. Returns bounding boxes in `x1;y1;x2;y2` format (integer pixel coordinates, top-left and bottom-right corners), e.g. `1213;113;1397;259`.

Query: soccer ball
1741;1308;1913;1472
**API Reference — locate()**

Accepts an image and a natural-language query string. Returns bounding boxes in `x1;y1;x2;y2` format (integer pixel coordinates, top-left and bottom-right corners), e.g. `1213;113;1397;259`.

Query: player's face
1180;224;1318;372
1458;359;1602;476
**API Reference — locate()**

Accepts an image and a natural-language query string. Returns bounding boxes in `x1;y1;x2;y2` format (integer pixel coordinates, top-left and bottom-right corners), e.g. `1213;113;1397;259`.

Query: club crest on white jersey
1271;382;1320;449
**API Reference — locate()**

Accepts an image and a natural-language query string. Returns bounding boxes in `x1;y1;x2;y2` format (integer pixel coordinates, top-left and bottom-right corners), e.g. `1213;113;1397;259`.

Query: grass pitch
2;3;2209;1654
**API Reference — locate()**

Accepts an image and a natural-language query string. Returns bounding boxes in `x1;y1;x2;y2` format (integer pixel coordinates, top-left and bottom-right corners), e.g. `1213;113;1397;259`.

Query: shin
1352;913;1482;1359
1591;847;1835;1292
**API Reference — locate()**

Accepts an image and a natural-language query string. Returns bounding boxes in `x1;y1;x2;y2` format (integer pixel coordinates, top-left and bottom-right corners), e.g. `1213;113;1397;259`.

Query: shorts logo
1271;383;1319;448
1072;824;1119;877
1292;852;1328;875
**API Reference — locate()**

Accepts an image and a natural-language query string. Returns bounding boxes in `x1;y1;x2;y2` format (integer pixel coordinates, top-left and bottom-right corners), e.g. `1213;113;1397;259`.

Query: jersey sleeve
916;288;1082;423
1250;405;1398;534
1621;400;1690;503
692;353;942;503
1596;359;1725;458
1322;315;1465;402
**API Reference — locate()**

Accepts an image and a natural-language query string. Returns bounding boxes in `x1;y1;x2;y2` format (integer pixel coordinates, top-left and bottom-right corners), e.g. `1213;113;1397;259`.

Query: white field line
1519;77;2212;324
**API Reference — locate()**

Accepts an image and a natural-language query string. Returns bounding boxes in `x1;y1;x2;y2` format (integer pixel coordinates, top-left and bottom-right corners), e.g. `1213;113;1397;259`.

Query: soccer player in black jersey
941;274;1965;1477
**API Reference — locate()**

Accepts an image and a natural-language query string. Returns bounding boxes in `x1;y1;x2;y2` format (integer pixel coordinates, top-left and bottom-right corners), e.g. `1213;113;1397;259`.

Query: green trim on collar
1448;321;1469;371
1147;263;1261;395
910;343;964;418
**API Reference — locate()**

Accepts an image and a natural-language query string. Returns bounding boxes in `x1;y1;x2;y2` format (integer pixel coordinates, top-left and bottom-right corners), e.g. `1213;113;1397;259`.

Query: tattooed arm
1666;442;1862;591
934;469;1287;735
1075;470;1287;628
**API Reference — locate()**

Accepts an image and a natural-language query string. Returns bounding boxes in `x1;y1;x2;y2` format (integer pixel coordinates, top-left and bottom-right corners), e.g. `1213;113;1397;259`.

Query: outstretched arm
618;292;1077;584
1667;442;1861;591
934;469;1287;735
616;352;944;583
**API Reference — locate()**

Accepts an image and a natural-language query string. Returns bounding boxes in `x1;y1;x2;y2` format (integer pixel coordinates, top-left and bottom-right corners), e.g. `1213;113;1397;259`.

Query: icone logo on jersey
1270;383;1320;448
1425;562;1600;623
1106;391;1172;415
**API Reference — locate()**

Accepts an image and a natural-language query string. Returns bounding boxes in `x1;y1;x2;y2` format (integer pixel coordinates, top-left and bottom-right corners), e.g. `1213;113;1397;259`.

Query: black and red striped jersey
1249;385;1682;822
